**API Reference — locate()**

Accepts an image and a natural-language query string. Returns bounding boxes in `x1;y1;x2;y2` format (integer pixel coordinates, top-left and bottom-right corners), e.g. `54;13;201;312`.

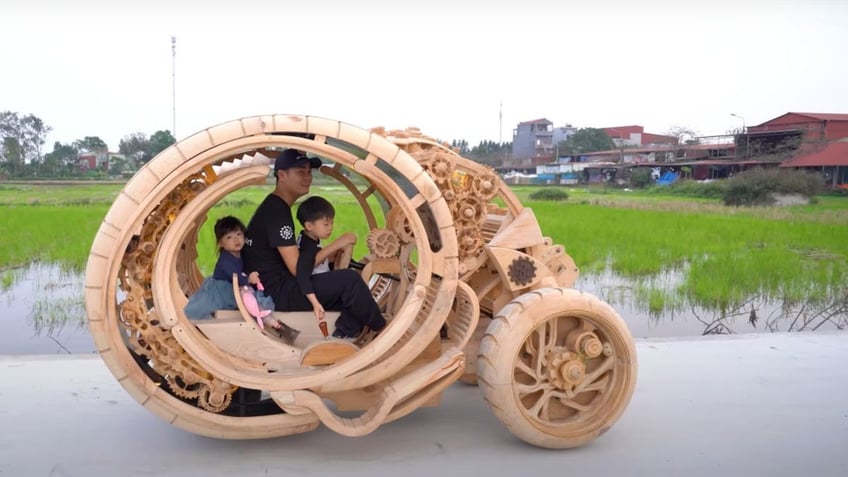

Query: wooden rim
84;115;458;436
477;287;637;449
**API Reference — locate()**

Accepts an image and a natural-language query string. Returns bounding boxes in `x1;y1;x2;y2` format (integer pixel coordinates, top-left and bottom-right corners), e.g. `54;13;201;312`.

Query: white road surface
1;332;846;477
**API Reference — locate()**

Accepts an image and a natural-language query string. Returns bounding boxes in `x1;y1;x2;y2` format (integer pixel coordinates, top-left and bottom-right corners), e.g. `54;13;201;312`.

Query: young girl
184;216;298;341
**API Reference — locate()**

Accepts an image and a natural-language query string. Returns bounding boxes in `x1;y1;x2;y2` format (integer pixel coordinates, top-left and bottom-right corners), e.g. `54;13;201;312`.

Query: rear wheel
478;287;637;449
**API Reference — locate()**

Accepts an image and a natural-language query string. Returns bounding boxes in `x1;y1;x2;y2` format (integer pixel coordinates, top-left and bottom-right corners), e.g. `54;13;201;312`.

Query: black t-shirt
296;232;321;295
242;194;298;298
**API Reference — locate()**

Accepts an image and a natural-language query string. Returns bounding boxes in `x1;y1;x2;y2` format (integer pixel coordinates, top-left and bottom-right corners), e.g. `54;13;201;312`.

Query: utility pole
500;99;508;167
730;113;748;159
172;36;177;139
499;99;503;144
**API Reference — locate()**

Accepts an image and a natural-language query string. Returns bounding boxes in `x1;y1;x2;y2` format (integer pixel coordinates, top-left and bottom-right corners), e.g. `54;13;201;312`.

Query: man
242;148;386;339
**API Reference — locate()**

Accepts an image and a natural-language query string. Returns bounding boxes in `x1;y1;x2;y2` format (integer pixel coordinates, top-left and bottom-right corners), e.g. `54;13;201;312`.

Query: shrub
663;180;728;198
630;168;653;189
722;167;824;206
529;188;569;201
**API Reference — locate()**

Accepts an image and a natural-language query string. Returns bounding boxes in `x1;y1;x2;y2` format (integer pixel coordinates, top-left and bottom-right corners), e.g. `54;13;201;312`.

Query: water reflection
0;263;844;354
0;263;94;355
579;269;847;338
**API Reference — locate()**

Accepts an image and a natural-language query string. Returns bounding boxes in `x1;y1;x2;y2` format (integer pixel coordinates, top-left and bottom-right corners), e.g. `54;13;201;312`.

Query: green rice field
1;181;846;315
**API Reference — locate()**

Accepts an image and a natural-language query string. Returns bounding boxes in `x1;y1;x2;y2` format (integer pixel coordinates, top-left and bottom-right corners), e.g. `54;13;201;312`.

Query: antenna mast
499;99;503;144
171;36;177;138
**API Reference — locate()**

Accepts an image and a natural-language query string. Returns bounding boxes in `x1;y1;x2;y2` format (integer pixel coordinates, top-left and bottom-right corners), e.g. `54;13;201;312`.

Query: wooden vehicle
84;115;637;448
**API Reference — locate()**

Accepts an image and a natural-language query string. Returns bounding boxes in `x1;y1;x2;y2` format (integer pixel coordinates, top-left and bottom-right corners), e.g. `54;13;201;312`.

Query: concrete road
1;332;846;477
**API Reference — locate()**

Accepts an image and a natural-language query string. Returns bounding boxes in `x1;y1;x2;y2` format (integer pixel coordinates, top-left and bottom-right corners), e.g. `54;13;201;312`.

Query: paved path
1;332;847;476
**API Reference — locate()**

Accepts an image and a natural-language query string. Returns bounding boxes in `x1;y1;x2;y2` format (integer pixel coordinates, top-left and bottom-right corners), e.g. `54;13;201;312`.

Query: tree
557;128;615;155
42;141;80;177
1;137;23;176
73;136;108;153
119;132;149;161
667;126;700;146
451;139;469;155
147;130;176;158
109;156;131;176
119;130;175;163
456;140;511;168
0;111;51;175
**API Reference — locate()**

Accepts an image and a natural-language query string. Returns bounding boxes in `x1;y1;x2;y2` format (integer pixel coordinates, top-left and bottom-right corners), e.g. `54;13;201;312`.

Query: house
78;151;109;170
744;112;848;159
78;151;129;173
509;118;554;170
779;140;848;187
738;112;848;187
601;125;677;147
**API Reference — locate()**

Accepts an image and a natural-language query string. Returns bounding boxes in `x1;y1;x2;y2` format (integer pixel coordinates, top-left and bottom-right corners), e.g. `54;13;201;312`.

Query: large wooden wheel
477;287;637;448
84;115;459;438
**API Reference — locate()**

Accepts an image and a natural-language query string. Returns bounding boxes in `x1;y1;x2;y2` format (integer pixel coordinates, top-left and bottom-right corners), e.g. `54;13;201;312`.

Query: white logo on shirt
279;225;293;240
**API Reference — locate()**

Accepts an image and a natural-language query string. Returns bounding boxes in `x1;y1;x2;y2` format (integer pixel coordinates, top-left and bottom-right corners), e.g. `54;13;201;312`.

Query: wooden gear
84;115;637;448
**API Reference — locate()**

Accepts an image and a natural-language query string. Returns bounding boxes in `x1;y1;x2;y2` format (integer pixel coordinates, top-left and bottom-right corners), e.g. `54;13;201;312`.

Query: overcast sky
2;0;847;152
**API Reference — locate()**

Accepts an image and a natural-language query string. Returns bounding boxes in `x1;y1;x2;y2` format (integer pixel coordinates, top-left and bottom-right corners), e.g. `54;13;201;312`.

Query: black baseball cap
273;149;322;173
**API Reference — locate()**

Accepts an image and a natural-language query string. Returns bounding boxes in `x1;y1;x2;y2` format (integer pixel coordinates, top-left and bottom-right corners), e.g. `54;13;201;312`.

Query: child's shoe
264;316;301;344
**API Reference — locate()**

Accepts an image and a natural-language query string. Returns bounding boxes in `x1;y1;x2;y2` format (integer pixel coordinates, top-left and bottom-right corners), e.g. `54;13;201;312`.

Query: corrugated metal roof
780;141;848;167
789;112;848;122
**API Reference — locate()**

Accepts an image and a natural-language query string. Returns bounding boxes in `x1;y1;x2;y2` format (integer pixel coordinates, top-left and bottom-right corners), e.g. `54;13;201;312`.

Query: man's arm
277;245;299;276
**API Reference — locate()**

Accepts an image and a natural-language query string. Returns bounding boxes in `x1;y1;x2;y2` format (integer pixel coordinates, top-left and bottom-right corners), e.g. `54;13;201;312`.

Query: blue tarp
657;171;679;185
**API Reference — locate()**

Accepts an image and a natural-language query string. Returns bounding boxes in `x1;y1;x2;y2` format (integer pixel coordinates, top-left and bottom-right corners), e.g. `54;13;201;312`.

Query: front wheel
478;288;637;449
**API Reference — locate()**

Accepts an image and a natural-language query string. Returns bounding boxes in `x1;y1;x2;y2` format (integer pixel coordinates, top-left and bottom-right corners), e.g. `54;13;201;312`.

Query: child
184;216;298;341
295;196;361;338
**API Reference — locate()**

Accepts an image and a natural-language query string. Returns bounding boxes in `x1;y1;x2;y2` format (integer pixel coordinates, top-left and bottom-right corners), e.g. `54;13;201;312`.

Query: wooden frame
84;115;637;448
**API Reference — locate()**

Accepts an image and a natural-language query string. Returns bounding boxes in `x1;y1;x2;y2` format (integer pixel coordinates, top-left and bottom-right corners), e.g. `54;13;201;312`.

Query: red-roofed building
743;112;848;160
601;125;676;147
779;140;848;187
749;112;848;141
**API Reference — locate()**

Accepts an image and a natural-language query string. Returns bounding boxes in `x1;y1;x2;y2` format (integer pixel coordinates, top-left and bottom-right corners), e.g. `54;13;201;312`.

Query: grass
0;205;110;271
1;181;846;314
516;185;848;311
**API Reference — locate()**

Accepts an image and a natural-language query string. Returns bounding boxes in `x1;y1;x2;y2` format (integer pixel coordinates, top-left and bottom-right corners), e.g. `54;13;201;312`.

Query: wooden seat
192;318;300;370
191;276;357;368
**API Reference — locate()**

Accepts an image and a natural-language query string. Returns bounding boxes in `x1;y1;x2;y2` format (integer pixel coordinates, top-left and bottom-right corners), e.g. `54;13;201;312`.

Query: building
744;112;848;159
601;125;676;147
77;151;129;173
779;140;848;188
510;118;554;170
78;151;109;170
508;119;577;172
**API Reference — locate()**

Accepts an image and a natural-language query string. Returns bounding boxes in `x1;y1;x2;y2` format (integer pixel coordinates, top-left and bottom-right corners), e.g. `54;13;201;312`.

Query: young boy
295;196;362;338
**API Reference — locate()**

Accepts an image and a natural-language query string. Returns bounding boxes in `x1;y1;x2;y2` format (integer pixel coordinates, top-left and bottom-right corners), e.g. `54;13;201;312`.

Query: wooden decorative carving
84;115;637;449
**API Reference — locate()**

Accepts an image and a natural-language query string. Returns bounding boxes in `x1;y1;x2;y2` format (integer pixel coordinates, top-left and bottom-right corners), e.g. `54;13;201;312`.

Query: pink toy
240;285;272;329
